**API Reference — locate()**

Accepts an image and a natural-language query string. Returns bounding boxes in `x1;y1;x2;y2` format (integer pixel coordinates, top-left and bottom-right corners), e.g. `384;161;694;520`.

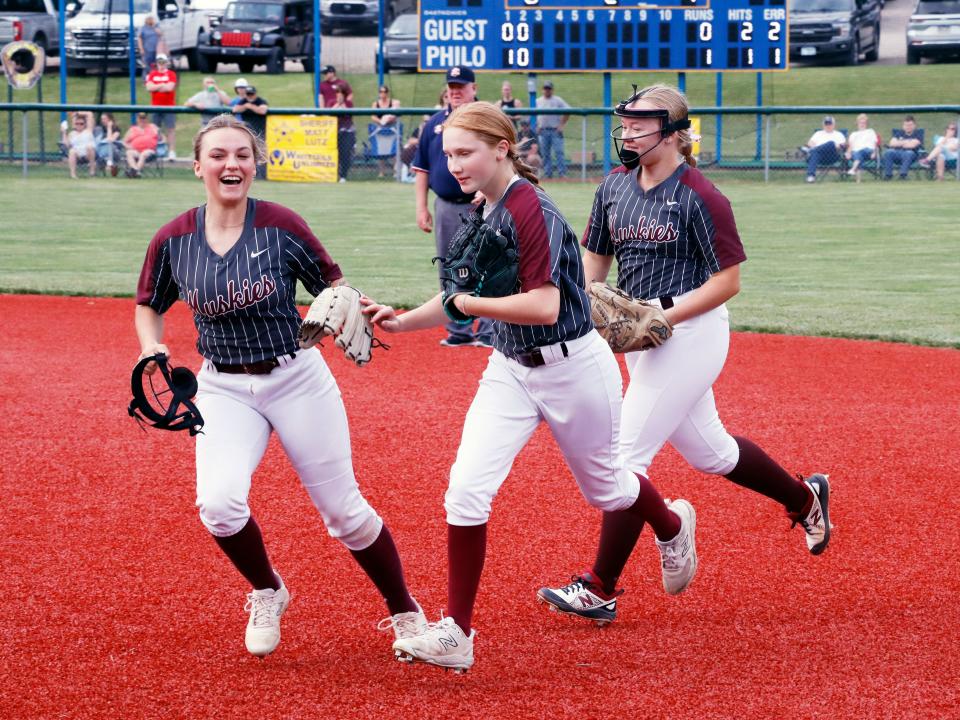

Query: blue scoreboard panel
419;0;789;72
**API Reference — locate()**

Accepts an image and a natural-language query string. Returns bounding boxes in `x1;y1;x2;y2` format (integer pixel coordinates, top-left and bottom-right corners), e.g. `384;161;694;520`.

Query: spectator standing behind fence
318;65;353;107
412;65;493;348
123;112;159;178
845;113;878;181
185;76;231;126
882;115;925;180
137;15;163;71
496;80;524;128
96;112;122;176
232;85;269;178
802;116;845;183
333;87;355;183
229;77;249;107
145;53;177;160
920;121;958;181
535;81;570;179
371;85;401;178
61;111;96;179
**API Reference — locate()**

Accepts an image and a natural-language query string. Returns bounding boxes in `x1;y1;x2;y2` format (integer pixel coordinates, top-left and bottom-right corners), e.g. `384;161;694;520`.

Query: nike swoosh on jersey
251;248;268;258
666;201;680;206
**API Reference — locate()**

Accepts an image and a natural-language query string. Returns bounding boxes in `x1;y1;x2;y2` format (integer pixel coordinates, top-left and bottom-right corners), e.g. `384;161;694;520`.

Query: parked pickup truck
64;0;222;74
196;0;315;73
789;0;882;66
0;0;59;55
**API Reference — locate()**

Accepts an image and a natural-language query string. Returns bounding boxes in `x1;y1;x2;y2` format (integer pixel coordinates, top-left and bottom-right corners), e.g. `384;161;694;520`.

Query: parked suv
0;0;59;56
907;0;960;63
197;0;314;73
789;0;881;65
320;0;413;35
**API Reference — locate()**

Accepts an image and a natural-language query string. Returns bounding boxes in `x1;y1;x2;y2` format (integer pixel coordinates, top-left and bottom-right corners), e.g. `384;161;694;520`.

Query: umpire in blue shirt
412;66;493;347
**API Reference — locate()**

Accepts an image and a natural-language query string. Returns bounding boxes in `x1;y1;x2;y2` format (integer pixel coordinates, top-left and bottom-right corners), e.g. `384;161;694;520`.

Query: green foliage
0;171;956;347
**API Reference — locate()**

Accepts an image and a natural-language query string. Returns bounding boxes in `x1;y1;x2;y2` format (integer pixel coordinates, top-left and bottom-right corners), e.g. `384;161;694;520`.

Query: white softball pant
444;330;641;526
193;350;383;551
620;295;740;478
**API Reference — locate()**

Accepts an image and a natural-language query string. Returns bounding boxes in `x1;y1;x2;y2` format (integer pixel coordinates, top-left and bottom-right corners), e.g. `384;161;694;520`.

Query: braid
678;136;697;167
509;147;540;185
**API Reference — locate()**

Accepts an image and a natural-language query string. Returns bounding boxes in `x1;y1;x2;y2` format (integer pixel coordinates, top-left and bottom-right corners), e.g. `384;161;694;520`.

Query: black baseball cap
446;66;475;85
543;81;554;89
322;65;336;74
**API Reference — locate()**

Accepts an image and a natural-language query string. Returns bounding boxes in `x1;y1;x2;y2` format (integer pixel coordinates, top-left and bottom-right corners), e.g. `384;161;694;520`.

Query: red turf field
2;294;958;719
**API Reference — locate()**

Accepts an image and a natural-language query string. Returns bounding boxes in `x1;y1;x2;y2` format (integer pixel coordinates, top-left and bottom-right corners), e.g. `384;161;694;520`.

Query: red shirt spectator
126;121;160;153
146;64;177;106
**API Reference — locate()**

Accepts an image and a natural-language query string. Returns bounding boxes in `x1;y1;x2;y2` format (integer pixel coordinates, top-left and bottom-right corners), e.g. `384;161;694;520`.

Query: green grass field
0;174;957;347
4;64;960;163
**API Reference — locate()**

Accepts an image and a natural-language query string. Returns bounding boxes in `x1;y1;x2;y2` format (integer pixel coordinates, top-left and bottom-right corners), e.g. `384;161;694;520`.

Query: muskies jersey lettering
582;164;746;300
136;198;342;365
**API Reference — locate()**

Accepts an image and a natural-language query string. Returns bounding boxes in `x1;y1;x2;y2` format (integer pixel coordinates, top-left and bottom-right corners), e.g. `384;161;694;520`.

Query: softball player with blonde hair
134;115;425;659
363;101;698;673
539;85;831;620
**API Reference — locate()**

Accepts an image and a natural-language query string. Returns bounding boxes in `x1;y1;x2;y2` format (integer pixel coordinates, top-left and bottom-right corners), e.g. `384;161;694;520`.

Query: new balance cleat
789;473;831;555
537;570;623;627
377;602;429;659
392;615;474;673
655;499;698;595
244;579;290;658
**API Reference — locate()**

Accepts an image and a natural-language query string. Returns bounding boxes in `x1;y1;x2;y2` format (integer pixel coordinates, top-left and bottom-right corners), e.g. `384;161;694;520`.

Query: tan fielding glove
299;285;382;366
587;281;673;353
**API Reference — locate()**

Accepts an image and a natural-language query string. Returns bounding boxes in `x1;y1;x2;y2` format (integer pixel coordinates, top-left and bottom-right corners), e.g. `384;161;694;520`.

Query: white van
64;0;227;74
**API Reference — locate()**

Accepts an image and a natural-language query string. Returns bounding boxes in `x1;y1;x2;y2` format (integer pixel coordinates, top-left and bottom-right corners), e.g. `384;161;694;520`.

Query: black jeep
197;0;314;74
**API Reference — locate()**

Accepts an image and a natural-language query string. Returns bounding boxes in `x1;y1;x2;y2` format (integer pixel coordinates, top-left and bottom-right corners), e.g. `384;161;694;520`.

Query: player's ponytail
445;101;541;186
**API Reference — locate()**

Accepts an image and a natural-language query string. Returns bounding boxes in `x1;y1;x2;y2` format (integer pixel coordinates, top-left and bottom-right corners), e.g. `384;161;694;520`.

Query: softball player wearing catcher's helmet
540;85;831;620
134;115;425;659
363;102;698;673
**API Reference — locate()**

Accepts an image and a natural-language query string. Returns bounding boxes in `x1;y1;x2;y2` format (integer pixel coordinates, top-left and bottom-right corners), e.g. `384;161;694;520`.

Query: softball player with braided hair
134;114;426;659
539;84;831;621
362;101;697;673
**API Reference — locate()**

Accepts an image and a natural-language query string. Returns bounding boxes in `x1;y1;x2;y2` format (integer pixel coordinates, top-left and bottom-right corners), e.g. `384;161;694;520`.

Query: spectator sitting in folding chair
96;112;123;176
920;121;958;181
845;113;878;182
881;115;925;180
802;116;846;183
123;112;160;178
370;85;401;178
61;111;97;179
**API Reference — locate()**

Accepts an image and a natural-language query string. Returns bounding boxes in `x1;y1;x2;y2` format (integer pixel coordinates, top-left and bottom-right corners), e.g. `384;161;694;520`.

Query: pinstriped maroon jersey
582;164;746;300
136;198;342;365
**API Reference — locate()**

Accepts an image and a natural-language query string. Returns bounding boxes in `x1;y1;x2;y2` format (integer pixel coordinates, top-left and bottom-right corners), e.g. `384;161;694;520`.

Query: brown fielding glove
298;285;385;366
587;281;673;353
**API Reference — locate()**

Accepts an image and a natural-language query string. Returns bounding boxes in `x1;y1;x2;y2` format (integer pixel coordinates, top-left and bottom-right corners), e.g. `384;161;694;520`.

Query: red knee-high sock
591;474;680;594
349;524;418;616
725;436;811;514
447;523;487;634
213;517;281;591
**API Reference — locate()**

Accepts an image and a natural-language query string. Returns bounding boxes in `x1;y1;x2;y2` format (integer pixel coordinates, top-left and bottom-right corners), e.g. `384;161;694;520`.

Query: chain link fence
2;103;958;182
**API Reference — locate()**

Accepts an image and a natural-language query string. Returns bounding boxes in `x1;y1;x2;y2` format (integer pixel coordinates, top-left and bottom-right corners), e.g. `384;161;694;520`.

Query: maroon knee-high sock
591;474;680;595
349;524;418;616
447;523;487;634
725;436;810;514
213;517;280;591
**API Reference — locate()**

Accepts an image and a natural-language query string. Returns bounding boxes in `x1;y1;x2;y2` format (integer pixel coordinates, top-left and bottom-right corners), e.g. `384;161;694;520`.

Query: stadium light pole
377;0;384;88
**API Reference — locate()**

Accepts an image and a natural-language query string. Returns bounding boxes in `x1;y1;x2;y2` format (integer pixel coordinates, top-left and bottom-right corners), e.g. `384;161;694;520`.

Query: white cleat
377;602;429;661
789;473;832;555
655;499;698;595
392;615;474;673
244;579;290;658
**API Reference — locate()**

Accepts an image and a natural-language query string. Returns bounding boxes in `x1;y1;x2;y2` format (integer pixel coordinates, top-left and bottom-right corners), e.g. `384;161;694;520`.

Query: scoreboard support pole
715;73;723;164
527;73;537;131
603;72;611;175
755;73;763;160
677;72;686;94
313;0;322;108
128;1;136;110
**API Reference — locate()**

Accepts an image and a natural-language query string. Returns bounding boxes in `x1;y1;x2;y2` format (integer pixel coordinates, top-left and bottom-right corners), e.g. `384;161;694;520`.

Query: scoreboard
419;0;789;72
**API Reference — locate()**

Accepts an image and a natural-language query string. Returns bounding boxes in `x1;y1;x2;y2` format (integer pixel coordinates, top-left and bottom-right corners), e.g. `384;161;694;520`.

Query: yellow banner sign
691;117;701;158
266;115;338;183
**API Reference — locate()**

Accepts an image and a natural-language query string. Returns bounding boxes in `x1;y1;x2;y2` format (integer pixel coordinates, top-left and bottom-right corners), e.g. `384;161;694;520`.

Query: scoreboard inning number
419;0;789;72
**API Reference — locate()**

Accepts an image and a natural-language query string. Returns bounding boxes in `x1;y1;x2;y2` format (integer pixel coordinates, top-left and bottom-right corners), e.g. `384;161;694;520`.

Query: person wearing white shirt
845;113;878;180
804;116;846;183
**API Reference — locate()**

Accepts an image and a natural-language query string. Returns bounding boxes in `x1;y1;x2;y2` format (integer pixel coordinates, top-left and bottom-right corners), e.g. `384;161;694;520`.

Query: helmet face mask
128;354;205;436
610;85;691;169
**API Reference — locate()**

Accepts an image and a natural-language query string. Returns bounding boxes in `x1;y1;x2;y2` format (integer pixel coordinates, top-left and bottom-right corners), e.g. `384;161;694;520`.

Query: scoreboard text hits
419;0;789;72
